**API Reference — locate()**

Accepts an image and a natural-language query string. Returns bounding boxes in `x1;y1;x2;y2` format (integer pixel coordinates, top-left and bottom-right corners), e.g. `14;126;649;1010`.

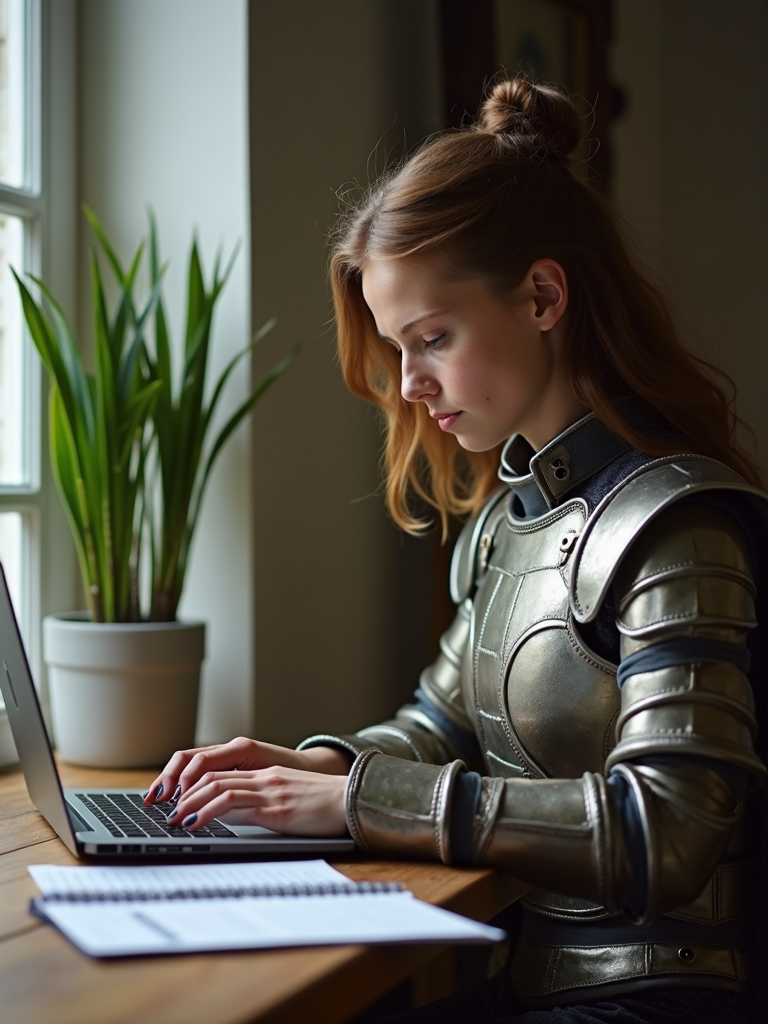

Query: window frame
0;0;42;666
0;0;76;747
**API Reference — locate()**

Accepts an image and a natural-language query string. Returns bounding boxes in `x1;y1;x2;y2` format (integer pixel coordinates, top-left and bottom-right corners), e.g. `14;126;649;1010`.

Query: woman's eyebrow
378;309;451;341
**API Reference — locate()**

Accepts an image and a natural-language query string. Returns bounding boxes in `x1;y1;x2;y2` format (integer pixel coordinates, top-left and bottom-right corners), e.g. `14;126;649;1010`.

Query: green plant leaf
83;205;128;287
184;239;206;355
117;381;162;471
13;271;78;419
148;211;174;408
49;386;103;621
116;271;165;404
108;240;145;363
25;273;96;443
252;316;277;345
202;317;278;437
189;344;299;538
210;241;240;303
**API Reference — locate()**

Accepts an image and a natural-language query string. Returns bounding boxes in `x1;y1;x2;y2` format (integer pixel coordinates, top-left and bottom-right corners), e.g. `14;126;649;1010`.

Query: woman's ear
525;259;568;332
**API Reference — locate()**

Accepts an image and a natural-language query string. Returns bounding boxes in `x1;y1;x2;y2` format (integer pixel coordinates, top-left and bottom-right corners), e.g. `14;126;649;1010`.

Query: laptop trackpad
218;809;280;836
227;823;291;838
218;811;332;841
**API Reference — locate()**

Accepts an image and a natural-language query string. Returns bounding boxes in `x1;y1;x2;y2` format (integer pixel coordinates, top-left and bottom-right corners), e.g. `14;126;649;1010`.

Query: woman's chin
455;433;506;453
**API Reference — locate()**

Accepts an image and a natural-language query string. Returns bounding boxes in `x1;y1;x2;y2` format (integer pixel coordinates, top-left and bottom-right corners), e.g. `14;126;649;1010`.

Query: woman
148;79;767;1022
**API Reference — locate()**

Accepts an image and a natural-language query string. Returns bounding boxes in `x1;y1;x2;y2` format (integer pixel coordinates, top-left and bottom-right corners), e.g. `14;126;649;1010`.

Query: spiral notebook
28;859;506;958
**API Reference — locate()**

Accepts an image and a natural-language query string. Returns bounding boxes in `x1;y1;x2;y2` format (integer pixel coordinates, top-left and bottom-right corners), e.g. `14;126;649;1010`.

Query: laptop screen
0;564;78;855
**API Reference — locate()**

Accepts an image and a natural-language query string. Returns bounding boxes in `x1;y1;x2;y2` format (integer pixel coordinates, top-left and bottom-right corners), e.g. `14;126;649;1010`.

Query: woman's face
361;254;580;452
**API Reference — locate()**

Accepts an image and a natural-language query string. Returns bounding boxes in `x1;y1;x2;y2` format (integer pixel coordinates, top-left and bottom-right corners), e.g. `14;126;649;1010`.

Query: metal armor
299;426;767;1006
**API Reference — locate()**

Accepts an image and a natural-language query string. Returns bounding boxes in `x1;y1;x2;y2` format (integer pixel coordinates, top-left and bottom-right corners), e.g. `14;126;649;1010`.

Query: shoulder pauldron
569;455;768;623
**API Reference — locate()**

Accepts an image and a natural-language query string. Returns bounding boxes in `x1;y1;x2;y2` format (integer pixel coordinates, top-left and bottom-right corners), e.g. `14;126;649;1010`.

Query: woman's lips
435;413;460;431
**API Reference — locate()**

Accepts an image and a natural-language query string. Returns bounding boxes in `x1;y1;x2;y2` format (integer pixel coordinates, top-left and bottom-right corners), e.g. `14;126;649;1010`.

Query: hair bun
478;78;581;160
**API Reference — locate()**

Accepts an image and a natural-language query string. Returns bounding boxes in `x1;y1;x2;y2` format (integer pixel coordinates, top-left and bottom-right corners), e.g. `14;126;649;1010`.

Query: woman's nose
400;354;439;403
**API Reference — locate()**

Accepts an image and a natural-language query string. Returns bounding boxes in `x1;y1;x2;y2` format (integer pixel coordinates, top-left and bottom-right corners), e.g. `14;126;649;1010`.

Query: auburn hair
329;77;761;536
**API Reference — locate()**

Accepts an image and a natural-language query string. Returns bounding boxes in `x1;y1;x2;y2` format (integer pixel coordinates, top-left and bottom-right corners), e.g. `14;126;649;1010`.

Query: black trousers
378;974;752;1024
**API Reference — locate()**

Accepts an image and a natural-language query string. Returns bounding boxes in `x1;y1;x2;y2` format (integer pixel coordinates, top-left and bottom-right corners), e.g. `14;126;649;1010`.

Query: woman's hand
144;736;350;807
165;767;349;837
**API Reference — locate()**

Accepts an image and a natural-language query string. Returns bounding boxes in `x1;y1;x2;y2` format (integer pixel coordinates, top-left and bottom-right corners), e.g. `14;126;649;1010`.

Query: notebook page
33;891;506;957
29;859;350;898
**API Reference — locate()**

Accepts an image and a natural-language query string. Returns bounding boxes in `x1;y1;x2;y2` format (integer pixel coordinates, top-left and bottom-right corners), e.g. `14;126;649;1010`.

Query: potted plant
13;209;295;767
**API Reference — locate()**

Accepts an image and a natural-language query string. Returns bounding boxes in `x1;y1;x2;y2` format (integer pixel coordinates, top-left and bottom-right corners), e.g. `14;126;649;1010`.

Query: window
0;0;41;726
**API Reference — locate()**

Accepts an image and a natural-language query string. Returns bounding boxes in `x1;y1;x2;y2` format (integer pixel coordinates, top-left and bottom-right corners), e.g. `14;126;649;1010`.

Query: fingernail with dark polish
182;813;198;827
155;784;164;799
166;808;177;820
172;785;181;801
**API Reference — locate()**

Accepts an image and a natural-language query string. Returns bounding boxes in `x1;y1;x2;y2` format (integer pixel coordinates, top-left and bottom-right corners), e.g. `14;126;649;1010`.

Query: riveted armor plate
464;498;620;780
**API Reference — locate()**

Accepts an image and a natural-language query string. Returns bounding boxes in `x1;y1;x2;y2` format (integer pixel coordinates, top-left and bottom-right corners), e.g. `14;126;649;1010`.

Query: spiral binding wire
41;881;405;903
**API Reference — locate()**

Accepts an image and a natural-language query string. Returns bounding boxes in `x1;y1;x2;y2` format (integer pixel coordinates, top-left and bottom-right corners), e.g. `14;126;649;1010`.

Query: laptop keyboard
76;792;237;840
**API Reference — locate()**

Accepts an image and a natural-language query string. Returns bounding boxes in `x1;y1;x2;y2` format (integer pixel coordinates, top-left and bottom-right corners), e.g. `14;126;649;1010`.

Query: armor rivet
677;947;695;962
550;457;570;481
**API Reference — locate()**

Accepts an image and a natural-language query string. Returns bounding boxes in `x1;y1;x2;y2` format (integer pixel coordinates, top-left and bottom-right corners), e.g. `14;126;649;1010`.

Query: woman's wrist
298;745;354;775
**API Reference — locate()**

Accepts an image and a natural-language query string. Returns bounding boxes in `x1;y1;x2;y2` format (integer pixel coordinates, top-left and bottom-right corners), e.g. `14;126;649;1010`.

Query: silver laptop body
0;565;354;858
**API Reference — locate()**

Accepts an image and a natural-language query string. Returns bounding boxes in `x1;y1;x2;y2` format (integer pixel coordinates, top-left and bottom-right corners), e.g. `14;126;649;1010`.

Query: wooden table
0;762;526;1024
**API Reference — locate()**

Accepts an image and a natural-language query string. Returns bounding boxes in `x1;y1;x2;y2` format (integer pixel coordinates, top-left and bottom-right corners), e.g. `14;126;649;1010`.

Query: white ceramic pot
42;615;205;768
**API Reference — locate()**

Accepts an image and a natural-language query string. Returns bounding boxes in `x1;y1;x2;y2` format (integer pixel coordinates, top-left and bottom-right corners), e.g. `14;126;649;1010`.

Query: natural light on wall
0;215;25;488
0;209;26;619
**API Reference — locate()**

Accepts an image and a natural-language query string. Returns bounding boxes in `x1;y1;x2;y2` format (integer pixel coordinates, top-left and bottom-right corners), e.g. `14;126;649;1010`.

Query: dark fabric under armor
377;976;752;1024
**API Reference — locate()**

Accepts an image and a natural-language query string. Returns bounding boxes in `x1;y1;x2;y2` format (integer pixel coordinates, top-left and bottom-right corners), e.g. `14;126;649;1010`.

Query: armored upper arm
596;501;765;920
607;501;761;775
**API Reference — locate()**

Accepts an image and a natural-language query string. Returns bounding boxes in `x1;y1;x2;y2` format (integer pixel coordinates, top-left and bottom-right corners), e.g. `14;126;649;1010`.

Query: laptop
0;565;355;858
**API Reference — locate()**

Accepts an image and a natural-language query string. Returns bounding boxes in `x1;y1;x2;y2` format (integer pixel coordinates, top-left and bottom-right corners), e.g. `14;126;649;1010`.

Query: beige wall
249;0;443;746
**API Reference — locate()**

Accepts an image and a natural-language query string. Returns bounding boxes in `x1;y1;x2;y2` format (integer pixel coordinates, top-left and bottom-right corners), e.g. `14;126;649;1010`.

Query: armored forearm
346;752;630;901
298;600;481;766
346;739;748;918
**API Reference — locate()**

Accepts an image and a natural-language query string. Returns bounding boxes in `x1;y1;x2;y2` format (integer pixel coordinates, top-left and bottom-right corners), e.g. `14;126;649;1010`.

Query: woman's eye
424;333;447;351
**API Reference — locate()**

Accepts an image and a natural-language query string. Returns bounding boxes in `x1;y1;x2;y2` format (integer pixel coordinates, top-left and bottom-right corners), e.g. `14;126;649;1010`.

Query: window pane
0;510;22;710
0;508;21;608
0;211;25;485
0;0;25;189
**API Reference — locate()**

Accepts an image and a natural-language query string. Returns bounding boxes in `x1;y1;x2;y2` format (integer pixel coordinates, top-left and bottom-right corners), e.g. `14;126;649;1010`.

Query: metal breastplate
463;498;620;782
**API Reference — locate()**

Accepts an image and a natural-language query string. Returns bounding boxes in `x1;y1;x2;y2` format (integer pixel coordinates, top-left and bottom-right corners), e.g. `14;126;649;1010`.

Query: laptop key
78;791;238;840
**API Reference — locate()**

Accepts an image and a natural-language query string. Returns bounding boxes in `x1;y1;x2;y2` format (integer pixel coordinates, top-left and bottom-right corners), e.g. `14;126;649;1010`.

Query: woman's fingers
166;768;348;837
144;743;222;804
145;741;352;806
145;737;285;804
181;770;257;802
